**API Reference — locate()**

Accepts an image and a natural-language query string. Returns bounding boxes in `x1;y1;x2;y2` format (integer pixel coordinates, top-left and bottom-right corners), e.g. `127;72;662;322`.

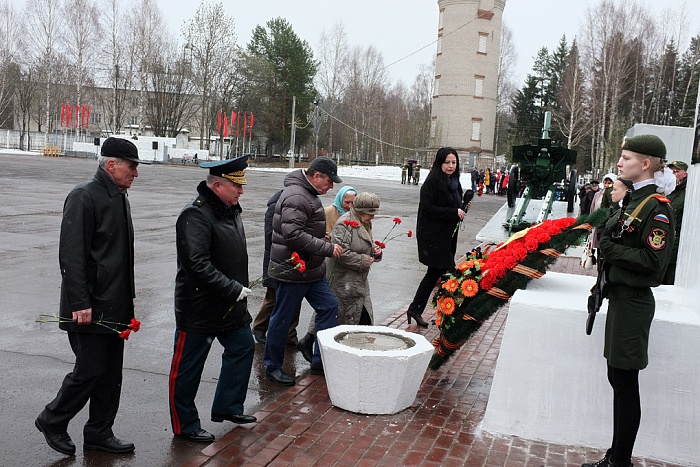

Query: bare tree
554;39;590;152
62;0;100;116
182;1;237;151
0;0;22;128
495;22;516;157
24;0;62;141
316;22;349;155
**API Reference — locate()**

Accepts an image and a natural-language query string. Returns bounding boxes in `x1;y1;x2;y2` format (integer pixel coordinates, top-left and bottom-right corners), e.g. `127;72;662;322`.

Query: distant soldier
413;164;421;185
401;161;408;184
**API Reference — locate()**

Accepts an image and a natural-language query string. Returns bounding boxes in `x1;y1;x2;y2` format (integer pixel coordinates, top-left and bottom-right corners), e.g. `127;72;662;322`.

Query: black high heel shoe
407;311;428;327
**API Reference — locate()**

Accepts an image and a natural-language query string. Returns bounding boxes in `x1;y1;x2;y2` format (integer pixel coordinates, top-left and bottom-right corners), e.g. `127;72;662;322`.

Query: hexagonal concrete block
317;325;434;414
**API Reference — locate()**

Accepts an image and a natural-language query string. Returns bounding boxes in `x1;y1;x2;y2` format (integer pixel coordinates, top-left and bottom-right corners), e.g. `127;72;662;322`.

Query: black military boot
296;332;315;363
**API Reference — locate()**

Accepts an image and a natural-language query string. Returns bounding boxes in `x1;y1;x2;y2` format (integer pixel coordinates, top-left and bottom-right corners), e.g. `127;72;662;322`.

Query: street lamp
184;42;209;152
307;97;328;160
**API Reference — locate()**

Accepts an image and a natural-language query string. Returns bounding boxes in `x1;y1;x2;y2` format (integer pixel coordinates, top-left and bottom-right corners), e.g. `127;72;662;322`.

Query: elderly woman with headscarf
324;186;357;236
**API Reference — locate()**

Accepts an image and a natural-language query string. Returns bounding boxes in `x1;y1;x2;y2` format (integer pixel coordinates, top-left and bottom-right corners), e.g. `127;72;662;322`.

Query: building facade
431;0;506;167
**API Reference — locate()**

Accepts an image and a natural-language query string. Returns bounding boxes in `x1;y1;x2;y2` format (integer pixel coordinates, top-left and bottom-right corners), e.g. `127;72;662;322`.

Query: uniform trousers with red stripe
168;327;254;435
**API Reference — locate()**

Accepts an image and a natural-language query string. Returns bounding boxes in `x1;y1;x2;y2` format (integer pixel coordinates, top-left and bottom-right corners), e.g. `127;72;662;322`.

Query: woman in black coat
406;147;465;326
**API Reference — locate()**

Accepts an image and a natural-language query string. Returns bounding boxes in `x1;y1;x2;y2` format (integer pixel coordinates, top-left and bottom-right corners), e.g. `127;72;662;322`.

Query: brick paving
184;258;682;467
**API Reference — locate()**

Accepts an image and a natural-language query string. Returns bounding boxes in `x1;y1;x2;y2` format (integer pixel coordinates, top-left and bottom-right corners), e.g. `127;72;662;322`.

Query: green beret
621;134;666;159
668;160;688;171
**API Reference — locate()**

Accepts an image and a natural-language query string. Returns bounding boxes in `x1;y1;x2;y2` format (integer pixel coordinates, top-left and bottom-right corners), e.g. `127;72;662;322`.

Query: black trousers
40;332;124;441
607;364;641;465
407;266;447;315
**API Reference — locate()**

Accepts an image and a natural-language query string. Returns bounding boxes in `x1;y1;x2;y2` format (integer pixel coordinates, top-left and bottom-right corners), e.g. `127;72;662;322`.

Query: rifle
452;189;474;236
586;190;631;335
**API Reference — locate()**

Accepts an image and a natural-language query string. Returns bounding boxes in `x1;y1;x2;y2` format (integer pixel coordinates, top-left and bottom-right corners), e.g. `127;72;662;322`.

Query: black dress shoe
296;332;315;363
309;363;325;376
175;428;215;443
211;413;257;424
35;417;76;456
84;436;135;453
266;368;295;386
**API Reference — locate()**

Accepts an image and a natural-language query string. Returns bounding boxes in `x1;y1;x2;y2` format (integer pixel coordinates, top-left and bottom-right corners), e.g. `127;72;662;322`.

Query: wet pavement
0;152;497;466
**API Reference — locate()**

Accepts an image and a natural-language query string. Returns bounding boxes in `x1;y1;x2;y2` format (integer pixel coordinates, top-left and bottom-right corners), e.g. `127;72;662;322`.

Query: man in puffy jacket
168;156;256;444
264;157;343;385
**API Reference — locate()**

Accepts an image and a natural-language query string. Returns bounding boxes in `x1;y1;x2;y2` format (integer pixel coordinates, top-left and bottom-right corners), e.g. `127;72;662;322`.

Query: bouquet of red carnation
375;217;412;249
36;315;142;341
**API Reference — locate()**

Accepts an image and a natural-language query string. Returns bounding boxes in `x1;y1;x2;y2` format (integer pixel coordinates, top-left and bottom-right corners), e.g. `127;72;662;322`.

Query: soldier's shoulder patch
647;227;668;250
653;214;670;223
651;194;670;203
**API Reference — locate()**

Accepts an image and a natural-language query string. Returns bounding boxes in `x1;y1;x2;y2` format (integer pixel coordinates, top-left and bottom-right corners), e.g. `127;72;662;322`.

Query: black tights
607;364;641;466
407;266;447;315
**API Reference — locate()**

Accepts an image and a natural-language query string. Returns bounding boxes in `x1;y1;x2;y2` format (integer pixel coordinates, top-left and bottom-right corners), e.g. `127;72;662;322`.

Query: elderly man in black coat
36;137;151;456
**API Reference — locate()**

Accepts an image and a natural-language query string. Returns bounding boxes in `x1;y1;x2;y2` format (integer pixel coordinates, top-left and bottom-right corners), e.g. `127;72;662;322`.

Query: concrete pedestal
317;325;434;415
482;272;700;466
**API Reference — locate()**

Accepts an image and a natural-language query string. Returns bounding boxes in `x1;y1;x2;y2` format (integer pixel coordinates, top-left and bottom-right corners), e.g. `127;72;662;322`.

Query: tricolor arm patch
653;214;669;223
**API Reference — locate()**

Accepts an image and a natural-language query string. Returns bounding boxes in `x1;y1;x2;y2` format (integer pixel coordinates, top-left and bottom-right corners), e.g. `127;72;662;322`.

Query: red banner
66;105;71;129
223;113;229;138
243;112;247;139
249;112;254;139
236;112;240;138
75;105;79;128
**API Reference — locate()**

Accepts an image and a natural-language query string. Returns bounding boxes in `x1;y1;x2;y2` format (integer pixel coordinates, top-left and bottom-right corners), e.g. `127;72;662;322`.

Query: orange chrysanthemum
441;297;456;315
442;278;459;293
461;279;479;297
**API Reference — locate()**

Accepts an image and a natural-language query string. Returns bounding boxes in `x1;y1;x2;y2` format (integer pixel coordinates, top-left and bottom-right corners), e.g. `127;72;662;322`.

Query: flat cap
200;155;248;184
621;134;666;159
101;137;152;164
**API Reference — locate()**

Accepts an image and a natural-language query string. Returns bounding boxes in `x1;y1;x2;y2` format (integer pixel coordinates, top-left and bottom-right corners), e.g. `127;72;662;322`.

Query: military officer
662;160;688;284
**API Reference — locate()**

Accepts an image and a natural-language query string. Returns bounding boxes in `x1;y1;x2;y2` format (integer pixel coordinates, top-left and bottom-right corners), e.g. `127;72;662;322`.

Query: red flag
236;112;241;138
223;113;229;138
75;105;79;128
60;104;65;128
249;112;254;139
243;112;247;139
66;105;71;129
217;112;222;134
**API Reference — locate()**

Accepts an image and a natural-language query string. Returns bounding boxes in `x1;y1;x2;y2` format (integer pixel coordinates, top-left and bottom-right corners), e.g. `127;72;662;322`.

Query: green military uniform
662;178;685;284
598;184;675;370
600;185;614;210
401;164;408;184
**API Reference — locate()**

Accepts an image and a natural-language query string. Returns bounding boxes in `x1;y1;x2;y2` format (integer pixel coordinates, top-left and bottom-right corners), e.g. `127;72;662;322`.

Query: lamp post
307;97;328;160
184;42;208;152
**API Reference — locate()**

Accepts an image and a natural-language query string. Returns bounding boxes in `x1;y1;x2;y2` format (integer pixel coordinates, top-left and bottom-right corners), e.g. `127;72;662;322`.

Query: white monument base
317;325;433;415
482;272;700;466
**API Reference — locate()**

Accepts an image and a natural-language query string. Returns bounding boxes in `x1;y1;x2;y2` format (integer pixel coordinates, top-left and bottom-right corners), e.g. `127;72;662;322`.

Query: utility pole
289;96;296;169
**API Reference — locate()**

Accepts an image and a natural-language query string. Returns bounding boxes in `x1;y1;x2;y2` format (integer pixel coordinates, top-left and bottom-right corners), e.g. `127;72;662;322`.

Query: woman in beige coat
326;192;383;325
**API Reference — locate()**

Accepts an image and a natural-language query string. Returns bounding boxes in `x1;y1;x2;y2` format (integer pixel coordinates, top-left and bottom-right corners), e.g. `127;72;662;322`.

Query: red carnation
119;329;131;341
129;318;141;332
291;252;301;264
343;219;352;226
297;261;307;273
393;217;402;224
407;230;413;238
350;220;360;228
374;240;386;249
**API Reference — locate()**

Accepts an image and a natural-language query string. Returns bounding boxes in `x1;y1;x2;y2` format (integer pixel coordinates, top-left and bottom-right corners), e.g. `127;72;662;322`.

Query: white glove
236;287;252;301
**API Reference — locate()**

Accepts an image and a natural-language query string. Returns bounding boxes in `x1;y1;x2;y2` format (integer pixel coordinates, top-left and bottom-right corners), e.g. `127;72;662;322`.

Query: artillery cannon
504;111;578;232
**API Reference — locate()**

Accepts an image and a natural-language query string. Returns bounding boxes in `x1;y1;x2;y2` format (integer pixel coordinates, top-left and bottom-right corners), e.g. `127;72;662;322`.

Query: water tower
431;0;506;168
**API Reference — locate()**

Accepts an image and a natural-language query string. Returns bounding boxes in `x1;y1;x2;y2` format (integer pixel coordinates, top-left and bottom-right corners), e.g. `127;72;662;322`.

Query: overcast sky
150;0;700;88
9;0;700;88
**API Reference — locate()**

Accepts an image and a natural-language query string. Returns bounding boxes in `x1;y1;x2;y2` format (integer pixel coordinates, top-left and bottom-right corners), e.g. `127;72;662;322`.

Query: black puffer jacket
59;167;135;333
262;190;283;288
269;170;334;283
174;181;251;332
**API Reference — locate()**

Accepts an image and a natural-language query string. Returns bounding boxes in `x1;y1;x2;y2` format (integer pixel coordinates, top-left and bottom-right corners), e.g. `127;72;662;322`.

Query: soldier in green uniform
583;134;676;467
662;160;687;284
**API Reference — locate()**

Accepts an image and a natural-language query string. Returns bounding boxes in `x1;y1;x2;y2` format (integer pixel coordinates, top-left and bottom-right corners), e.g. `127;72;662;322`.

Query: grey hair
98;155;122;168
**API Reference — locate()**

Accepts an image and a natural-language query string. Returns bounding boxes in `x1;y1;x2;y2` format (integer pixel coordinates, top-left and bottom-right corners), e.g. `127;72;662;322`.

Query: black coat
59;167;135;332
174;181;251;333
416;171;463;269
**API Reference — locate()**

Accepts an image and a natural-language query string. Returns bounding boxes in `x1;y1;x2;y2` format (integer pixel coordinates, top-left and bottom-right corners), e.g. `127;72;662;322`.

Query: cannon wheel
507;165;520;208
567;169;578;213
